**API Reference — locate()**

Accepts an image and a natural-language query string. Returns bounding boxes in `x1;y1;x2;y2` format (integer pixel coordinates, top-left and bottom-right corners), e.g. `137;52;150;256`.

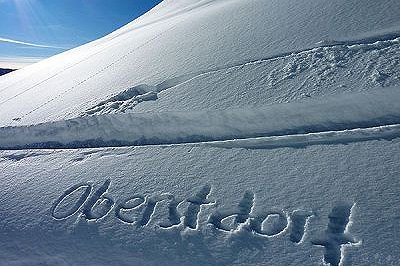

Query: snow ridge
205;124;400;150
1;87;399;150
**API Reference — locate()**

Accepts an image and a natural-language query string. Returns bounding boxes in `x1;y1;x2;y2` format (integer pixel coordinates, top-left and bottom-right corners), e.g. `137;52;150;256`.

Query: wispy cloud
0;37;65;49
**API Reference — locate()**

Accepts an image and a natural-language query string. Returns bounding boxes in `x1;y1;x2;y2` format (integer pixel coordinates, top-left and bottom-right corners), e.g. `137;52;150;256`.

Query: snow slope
0;0;400;126
1;0;400;265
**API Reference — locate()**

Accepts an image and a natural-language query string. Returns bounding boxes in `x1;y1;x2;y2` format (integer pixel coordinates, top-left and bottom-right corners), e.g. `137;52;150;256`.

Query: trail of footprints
51;180;360;266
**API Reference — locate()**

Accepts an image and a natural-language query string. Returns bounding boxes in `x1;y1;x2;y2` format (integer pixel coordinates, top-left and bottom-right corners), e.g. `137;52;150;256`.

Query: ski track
82;33;400;116
202;124;400;150
0;0;213;96
0;124;398;152
0;12;186;108
1;35;399;151
1;86;399;151
2;32;400;124
0;0;219;125
2;20;186;124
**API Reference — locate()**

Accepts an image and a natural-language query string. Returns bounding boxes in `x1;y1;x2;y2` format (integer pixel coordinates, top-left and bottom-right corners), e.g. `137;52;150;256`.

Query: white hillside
0;0;400;265
0;0;399;126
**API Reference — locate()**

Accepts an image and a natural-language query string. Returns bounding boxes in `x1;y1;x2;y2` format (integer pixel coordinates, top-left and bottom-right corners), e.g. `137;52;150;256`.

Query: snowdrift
1;87;400;149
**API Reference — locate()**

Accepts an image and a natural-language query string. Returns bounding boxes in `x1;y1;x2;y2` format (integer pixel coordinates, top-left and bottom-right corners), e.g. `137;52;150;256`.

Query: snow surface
1;0;400;265
1;0;400;126
1;87;400;149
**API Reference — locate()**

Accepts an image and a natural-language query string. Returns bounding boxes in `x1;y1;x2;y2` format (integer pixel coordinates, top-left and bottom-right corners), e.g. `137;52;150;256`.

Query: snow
1;87;399;150
1;0;400;265
1;0;400;126
1;140;399;265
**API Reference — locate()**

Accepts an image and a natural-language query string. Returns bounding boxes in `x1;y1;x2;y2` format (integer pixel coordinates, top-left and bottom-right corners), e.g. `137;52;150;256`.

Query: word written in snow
51;180;359;266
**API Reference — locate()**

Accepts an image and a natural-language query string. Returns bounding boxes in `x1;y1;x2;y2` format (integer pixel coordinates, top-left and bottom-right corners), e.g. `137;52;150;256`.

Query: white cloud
0;37;64;49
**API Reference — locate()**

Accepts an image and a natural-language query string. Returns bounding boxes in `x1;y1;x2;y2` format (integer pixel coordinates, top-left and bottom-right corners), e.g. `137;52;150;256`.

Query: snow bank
1;87;399;149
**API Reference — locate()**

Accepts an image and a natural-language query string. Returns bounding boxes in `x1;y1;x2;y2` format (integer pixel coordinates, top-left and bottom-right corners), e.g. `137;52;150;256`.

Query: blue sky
0;0;162;68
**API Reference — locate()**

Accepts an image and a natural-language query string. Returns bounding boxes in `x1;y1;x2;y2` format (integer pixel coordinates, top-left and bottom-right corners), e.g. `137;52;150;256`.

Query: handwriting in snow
51;180;360;266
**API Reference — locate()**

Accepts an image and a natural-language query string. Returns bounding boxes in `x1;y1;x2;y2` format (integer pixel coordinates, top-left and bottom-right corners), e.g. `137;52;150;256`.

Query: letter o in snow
51;183;92;220
250;212;288;237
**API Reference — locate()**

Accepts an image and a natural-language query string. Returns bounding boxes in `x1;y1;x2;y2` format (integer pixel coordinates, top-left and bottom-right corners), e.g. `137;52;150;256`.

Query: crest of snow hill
0;0;400;265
